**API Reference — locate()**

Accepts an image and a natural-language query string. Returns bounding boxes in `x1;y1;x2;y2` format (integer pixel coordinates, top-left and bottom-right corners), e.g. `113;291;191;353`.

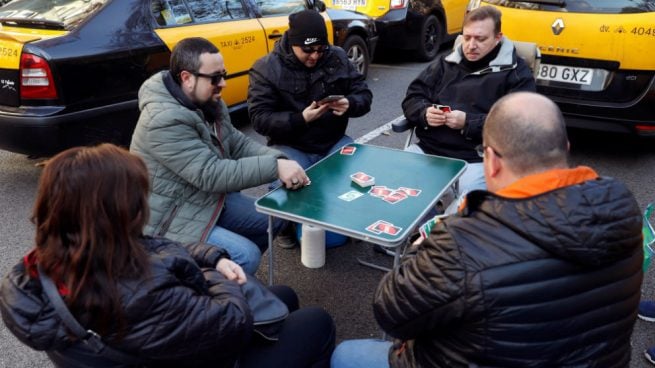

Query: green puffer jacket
130;71;284;244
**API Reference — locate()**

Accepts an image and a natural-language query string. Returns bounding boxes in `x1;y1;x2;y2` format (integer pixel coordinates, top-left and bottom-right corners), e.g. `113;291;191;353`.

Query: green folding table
256;143;467;283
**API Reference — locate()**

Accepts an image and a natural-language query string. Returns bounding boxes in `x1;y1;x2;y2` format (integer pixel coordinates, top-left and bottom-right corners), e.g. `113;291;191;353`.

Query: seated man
332;92;643;367
248;9;372;169
248;9;372;247
402;5;535;214
130;37;309;274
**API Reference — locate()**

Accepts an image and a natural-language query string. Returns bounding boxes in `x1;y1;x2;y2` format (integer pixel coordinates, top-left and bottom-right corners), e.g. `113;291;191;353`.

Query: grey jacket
130;71;284;244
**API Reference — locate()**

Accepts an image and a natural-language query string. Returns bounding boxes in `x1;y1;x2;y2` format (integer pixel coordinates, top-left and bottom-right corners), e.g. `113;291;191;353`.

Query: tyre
416;15;442;61
342;35;369;78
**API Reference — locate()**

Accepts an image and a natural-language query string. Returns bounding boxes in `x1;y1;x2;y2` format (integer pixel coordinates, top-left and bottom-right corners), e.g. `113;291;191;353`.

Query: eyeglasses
299;45;329;54
475;144;503;158
192;70;228;85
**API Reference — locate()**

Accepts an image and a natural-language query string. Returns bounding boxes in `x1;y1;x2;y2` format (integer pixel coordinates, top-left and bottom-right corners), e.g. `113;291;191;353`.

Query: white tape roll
301;224;326;268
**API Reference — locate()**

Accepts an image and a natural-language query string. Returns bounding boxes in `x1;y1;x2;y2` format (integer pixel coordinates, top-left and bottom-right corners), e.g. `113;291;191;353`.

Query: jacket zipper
200;194;226;242
157;204;179;237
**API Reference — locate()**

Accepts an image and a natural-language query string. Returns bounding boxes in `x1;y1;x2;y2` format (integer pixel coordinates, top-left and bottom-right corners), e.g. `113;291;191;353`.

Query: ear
179;70;194;86
485;148;502;179
495;32;503;42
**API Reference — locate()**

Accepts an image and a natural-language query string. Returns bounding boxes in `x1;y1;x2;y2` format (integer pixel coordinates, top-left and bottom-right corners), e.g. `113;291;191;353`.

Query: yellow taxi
326;0;468;60
468;0;655;136
0;0;377;156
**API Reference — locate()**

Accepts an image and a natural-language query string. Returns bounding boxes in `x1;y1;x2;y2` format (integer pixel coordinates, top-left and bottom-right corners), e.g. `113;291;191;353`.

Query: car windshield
0;0;107;30
484;0;655;13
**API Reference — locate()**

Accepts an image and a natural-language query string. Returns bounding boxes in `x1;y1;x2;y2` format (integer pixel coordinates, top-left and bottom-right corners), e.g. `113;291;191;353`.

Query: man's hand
277;159;310;190
425;106;466;130
445;110;466;130
425;105;447;127
216;258;247;285
303;101;331;123
324;97;349;116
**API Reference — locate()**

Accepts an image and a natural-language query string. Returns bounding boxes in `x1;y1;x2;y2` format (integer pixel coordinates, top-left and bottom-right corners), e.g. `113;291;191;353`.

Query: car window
0;0;107;30
152;0;247;26
484;0;655;14
256;0;305;17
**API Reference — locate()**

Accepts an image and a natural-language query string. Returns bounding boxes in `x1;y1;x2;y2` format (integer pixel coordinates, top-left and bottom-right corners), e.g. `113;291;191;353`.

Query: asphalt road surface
1;49;654;367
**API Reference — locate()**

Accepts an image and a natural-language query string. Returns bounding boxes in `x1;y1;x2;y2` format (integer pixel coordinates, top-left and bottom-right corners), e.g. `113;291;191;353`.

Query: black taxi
0;0;377;155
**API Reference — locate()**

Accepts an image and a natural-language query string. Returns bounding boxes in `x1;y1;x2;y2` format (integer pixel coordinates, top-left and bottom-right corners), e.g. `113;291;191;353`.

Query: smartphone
319;95;345;104
433;104;452;113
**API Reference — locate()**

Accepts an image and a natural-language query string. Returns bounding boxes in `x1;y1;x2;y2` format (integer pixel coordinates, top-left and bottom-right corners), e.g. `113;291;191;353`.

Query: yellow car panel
443;0;467;34
155;20;269;107
0;29;67;69
487;5;655;70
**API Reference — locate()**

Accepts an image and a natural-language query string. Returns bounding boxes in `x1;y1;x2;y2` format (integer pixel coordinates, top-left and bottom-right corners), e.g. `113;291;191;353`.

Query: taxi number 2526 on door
537;63;593;85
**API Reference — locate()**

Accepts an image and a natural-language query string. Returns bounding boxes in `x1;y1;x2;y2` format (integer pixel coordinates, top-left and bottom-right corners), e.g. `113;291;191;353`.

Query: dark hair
33;143;151;338
484;92;569;175
170;37;220;84
464;6;502;34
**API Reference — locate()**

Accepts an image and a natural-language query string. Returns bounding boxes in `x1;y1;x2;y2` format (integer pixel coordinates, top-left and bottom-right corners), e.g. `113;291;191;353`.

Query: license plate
333;0;366;8
536;63;593;85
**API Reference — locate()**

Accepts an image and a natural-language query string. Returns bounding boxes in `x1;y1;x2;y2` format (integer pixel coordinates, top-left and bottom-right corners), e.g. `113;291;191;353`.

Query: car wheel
416;15;442;61
343;35;369;78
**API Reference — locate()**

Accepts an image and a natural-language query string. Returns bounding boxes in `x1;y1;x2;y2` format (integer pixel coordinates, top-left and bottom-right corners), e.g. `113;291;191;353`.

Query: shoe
645;346;655;366
274;224;298;249
639;300;655;322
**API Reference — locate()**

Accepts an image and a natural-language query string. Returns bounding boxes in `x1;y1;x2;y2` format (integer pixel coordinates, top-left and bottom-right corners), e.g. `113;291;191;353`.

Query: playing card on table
383;191;408;204
338;190;364;202
369;185;392;198
340;146;356;155
351;172;375;187
398;187;422;197
366;222;383;234
371;220;402;236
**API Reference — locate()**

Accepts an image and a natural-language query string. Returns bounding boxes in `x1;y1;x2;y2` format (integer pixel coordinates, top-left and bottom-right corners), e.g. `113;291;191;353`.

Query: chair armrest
392;118;411;133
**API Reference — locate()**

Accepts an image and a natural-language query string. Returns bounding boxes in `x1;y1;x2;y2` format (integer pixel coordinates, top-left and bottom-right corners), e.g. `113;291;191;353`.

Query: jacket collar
496;166;599;198
445;36;517;74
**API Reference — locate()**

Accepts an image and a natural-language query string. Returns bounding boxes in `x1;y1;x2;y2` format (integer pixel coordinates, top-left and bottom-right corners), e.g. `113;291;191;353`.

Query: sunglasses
193;70;228;85
300;45;329;54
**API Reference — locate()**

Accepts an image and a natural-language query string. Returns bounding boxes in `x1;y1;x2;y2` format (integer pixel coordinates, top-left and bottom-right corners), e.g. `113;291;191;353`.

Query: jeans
207;192;286;275
273;135;354;170
407;144;486;214
330;339;391;368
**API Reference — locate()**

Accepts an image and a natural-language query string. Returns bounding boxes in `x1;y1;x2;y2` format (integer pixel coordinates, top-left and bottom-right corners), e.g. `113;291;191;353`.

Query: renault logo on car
552;18;565;35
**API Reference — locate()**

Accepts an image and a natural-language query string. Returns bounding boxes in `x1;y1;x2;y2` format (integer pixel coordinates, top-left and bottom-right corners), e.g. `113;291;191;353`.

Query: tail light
390;0;406;9
20;53;57;100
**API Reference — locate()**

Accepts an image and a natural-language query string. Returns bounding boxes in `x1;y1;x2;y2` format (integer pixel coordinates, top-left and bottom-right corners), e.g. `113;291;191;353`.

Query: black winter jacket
374;176;643;367
402;37;536;162
0;238;253;368
248;33;372;154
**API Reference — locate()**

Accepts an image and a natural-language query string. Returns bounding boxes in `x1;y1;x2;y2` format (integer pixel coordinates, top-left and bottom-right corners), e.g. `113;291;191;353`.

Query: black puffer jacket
248;33;372;154
0;238;252;368
374;176;643;367
402;37;536;162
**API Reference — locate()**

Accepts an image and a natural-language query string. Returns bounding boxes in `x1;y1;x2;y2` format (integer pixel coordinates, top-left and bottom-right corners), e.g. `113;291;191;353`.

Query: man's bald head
484;92;569;176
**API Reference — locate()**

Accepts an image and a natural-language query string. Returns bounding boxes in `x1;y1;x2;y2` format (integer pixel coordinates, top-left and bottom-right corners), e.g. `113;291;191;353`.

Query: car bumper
0;100;138;156
545;83;655;136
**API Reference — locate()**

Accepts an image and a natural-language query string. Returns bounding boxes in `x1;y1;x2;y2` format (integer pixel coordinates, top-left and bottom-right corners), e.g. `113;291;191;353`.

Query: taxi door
152;0;269;107
443;0;467;35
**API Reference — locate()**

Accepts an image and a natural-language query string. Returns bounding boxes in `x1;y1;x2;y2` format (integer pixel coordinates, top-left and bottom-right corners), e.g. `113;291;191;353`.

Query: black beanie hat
288;10;328;46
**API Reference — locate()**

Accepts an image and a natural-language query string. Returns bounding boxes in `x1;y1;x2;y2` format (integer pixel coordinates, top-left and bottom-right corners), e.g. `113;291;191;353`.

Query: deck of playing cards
351;172;375;187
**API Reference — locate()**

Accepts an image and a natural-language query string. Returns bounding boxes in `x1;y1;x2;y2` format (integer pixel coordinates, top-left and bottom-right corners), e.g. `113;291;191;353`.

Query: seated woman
0;143;334;368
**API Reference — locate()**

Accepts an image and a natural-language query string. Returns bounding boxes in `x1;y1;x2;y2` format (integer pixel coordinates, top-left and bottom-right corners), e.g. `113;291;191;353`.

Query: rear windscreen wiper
0;18;65;30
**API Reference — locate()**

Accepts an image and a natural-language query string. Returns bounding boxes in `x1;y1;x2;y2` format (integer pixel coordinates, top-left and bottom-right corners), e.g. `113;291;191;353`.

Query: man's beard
198;97;223;123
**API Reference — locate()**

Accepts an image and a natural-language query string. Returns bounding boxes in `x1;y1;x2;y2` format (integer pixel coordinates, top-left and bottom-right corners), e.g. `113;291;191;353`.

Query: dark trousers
239;286;336;368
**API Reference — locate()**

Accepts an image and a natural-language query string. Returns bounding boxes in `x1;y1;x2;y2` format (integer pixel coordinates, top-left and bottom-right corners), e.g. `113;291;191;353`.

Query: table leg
268;216;274;286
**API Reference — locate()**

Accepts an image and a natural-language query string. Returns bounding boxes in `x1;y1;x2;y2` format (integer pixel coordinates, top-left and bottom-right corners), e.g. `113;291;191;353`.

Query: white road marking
355;115;406;144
